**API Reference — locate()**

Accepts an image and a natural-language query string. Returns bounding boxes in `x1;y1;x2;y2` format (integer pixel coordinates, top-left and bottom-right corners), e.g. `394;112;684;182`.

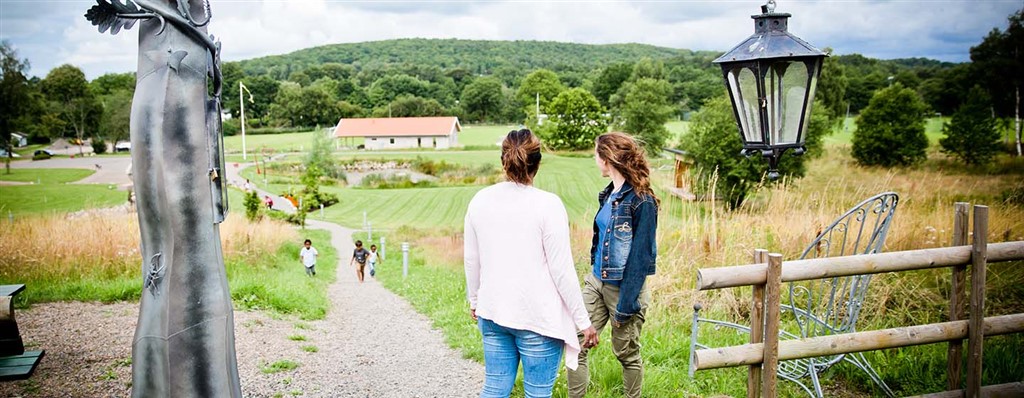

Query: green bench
0;284;44;381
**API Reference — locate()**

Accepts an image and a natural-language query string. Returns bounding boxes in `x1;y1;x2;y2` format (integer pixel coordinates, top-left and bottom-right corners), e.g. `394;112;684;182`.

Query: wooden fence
691;203;1024;397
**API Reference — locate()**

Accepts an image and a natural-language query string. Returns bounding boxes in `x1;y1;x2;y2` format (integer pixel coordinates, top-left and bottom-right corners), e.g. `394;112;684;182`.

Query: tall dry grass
0;212;297;282
651;148;1024;327
407;148;1023;327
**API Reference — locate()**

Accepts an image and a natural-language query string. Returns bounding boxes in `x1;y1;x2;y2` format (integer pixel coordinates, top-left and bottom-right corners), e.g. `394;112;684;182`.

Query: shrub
244;190;261;221
91;138;107;154
680;96;830;209
940;86;1002;166
542;88;609;150
852;84;929;167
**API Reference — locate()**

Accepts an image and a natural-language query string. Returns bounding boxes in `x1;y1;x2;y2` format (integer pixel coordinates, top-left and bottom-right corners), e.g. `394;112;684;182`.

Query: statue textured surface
85;1;240;396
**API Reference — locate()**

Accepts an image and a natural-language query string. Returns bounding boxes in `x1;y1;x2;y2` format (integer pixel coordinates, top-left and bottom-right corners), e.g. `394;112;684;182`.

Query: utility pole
535;92;540;125
239;82;253;161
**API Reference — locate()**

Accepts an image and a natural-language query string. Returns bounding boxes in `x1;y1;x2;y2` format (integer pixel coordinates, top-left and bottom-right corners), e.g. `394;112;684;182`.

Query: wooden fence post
948;202;969;390
761;253;783;398
747;249;769;398
966;205;988;398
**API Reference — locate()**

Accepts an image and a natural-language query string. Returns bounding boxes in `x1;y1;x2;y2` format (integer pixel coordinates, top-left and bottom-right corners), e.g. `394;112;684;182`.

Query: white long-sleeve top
464;182;592;370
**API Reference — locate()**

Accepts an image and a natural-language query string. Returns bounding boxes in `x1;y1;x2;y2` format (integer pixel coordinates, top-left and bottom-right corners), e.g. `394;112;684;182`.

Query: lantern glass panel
765;61;808;146
727;66;762;143
799;61;821;143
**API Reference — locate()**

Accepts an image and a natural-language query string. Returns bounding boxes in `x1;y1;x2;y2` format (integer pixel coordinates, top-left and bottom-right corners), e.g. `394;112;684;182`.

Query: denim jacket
590;181;658;323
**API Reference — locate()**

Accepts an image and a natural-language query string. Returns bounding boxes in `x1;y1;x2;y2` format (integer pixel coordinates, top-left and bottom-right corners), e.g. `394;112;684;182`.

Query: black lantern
714;0;827;179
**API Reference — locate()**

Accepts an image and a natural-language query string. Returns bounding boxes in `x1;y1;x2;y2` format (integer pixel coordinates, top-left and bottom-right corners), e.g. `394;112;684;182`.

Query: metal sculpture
690;192;900;397
85;1;240;396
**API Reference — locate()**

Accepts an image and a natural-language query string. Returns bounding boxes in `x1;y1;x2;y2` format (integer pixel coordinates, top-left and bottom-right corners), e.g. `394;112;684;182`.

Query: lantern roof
713;11;826;64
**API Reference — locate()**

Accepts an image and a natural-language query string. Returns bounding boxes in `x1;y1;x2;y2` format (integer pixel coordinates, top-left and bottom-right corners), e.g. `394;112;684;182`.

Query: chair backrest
787;192;900;340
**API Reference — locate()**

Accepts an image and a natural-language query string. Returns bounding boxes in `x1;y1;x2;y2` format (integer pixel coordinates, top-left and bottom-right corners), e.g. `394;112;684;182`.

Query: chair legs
844;352;895;397
807;359;825;398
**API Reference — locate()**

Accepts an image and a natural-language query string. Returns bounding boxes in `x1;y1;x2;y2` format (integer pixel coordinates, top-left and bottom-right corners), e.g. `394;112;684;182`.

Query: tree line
2;19;1020;164
680;8;1022;209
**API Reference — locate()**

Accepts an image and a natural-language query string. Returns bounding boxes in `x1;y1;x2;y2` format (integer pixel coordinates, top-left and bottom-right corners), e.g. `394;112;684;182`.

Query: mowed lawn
223;131;318;155
0;168;95;184
0;169;125;216
242;148;609;231
459;124;517;147
825;117;948;146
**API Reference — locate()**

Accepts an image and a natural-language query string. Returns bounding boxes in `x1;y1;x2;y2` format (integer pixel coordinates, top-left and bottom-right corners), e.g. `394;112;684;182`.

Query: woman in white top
464;129;598;398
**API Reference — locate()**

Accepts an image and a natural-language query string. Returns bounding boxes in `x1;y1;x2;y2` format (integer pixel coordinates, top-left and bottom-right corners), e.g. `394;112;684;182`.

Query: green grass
0;168;95;183
287;334;307;342
227;228;336;320
825;117;948;147
224;131;317;155
0;184;126;217
300;345;318;353
665;120;690;147
459;124;517;148
246;151;606;230
261;360;299;374
5;227;338;321
374;236;804;397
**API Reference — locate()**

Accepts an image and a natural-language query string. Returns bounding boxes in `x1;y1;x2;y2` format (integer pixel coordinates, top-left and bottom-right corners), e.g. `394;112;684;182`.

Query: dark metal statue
85;1;240;396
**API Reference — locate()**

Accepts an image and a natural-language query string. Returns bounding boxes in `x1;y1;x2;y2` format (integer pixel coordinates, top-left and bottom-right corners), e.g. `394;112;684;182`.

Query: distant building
10;133;27;147
332;116;460;150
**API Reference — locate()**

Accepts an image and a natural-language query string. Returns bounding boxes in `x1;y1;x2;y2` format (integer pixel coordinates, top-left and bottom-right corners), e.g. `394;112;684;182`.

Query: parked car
114;141;131;152
32;149;53;160
0;149;22;158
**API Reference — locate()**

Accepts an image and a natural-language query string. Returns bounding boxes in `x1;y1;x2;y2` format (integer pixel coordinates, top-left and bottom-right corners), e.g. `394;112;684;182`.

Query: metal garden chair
690;192;900;397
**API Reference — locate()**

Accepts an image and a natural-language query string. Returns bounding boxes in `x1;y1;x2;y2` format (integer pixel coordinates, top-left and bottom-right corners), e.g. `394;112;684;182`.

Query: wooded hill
235;38;713;78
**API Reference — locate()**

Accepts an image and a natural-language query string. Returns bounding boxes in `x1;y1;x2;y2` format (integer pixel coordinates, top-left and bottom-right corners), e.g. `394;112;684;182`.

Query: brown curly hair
596;132;659;206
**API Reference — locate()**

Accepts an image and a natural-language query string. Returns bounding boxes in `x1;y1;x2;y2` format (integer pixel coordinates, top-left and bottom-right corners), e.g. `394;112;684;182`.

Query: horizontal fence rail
697;242;1024;291
693;313;1024;371
906;382;1024;398
691;203;1024;397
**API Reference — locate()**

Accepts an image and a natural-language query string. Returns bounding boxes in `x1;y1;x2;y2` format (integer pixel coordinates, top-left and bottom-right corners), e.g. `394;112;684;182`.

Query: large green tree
89;72;135;96
516;69;565;122
680;96;829;209
372;95;446;118
99;88;133;145
1;41;32;173
970;8;1023;156
368;74;431;107
617;78;674;152
816;50;849;122
269;83;340;127
592;62;633;108
41;64;102;152
219;62;245;119
940;86;1002;165
667;64;720;114
91;72;136;146
238;75;279;127
460;77;504;123
852;83;929;167
542;88;608;150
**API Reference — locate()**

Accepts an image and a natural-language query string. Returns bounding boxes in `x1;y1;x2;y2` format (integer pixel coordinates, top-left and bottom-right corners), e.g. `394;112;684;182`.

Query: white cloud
1;0;1020;79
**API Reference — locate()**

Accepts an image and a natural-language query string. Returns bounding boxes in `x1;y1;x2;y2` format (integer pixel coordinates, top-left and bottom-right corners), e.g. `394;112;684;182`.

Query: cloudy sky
1;0;1021;79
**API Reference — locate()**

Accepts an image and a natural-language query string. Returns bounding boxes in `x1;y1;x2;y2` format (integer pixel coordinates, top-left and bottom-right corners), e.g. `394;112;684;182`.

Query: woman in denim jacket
567;132;658;398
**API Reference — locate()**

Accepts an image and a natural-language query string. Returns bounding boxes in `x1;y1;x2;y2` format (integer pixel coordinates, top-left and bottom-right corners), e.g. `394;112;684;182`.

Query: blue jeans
478;317;563;398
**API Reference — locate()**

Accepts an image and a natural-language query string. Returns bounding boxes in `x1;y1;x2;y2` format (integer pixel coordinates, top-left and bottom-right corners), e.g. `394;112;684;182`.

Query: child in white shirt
300;239;318;277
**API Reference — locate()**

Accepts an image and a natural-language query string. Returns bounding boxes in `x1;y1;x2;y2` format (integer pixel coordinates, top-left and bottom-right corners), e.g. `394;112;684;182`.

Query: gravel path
0;221;483;398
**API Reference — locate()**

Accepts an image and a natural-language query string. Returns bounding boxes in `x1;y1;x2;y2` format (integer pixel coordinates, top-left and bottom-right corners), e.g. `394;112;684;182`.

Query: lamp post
239;81;254;161
714;0;827;179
